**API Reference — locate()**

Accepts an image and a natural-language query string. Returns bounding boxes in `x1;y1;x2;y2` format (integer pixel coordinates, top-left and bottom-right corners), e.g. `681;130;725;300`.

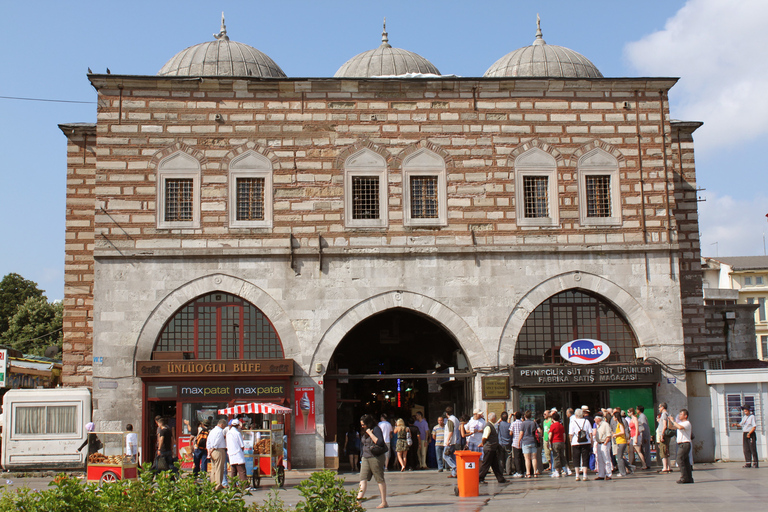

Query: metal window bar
726;394;761;433
352;176;380;220
523;176;549;218
410;176;439;219
586;175;611;217
165;178;194;221
236;177;265;221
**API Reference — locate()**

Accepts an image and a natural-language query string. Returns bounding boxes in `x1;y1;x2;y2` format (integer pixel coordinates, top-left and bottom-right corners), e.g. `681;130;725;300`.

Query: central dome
484;17;602;78
158;15;286;78
334;21;440;77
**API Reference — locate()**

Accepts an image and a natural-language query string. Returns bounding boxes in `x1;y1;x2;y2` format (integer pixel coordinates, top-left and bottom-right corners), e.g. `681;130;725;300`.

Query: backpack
576;420;588;444
196;428;209;449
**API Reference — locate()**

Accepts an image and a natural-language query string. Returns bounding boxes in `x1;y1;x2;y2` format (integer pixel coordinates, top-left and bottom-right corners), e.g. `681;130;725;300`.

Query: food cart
85;432;139;487
217;402;290;488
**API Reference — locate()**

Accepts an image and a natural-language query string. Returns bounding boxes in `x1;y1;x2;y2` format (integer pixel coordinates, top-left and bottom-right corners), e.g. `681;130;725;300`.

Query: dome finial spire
533;13;546;45
381;17;391;47
214;11;229;41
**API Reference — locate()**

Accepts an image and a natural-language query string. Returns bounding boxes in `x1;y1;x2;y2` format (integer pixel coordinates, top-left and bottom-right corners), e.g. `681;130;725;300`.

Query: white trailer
2;387;91;470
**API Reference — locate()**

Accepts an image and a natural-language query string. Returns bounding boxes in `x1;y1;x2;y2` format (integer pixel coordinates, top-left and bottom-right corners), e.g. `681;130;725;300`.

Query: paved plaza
1;462;763;511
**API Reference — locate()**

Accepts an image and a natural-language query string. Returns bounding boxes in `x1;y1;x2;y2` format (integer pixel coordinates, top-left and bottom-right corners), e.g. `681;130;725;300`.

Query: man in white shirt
125;423;138;463
206;418;228;490
592;414;613;480
226;418;246;483
378;414;393;470
443;407;460;478
466;409;486;458
668;409;693;484
732;405;758;468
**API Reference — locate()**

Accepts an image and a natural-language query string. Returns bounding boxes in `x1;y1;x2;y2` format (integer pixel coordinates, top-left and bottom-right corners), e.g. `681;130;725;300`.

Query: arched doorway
325;308;472;470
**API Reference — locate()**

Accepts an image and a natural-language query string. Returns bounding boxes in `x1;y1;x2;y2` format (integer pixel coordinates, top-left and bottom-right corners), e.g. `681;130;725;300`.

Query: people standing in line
432;416;446;472
358;414;388;509
612;411;630;477
378;414;393;471
466;409;486;459
192;420;210;477
394;418;409;472
497;411;513;475
656;403;672;473
407;417;420;471
668;409;694;484
344;422;361;473
564;408;574;474
636;405;652;469
443;407;460;478
414;411;430;470
125;423;138;464
518;410;539;478
226;419;246;483
569;407;592;481
206;418;228;490
547;411;566;478
542;410;553;473
593;413;613;480
458;414;470;450
627;408;647;470
509;411;524;478
478;412;508;484
732;405;759;468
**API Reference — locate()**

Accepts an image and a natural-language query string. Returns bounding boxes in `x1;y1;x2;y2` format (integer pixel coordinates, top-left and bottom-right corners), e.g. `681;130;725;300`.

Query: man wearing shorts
657;403;671;473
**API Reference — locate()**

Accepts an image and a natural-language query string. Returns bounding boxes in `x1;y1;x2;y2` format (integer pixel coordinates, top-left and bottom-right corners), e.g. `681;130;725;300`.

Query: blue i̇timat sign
560;339;611;364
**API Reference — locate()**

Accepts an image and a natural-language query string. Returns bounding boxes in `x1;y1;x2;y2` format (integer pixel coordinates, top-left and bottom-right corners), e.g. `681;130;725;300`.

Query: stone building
60;18;705;468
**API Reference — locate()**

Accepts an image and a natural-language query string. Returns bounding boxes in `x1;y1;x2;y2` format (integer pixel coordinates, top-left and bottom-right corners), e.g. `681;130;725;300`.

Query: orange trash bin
454;450;481;497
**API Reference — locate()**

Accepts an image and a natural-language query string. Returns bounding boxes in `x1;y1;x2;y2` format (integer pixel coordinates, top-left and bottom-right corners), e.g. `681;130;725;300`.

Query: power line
13;327;63;344
0;95;95;105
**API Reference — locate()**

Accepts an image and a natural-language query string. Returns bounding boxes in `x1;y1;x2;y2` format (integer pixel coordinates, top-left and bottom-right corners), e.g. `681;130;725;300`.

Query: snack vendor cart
218;402;290;488
85;432;139;487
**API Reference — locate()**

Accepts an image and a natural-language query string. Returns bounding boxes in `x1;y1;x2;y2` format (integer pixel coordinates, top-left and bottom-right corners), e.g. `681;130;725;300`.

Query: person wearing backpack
193;420;210;477
569;408;593;481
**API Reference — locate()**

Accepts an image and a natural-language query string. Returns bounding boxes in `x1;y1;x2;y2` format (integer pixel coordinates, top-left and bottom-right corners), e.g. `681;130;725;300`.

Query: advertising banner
294;387;315;434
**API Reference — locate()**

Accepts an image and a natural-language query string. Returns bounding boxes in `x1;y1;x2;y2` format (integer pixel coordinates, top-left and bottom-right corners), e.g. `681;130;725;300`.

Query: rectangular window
164;178;194;222
726;394;758;432
410;176;439;219
351;176;380;220
757;276;765;285
759;297;766;322
585;175;611;217
523;176;549;218
745;277;753;286
762;335;768;359
236;177;265;221
14;405;78;435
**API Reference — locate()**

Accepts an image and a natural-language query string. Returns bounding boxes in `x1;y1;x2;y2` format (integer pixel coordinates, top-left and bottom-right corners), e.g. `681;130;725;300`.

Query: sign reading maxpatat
560;339;610;364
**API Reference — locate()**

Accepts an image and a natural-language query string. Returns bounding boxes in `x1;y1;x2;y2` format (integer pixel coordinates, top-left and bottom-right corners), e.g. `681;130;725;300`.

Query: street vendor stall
218;402;290;488
86;432;139;487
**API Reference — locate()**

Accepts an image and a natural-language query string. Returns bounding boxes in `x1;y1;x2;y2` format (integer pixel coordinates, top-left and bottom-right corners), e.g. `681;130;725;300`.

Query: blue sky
1;0;766;301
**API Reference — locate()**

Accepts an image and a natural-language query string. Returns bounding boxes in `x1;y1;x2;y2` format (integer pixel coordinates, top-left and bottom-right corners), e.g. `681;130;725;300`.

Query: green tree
1;296;63;356
0;273;44;334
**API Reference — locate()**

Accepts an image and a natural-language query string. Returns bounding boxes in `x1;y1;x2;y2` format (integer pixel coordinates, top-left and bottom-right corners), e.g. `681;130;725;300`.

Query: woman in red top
548;412;567;477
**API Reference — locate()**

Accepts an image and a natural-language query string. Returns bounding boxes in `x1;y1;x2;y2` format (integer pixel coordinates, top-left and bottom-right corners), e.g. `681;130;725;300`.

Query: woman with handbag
358;414;389;509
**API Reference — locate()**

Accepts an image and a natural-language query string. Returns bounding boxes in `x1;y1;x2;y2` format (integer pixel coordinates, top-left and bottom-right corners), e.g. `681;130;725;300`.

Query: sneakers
565;469;573;476
511;473;523;478
551;471;560;478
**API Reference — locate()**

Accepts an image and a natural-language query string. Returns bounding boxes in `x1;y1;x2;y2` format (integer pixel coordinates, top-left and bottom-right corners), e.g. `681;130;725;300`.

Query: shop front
137;358;293;467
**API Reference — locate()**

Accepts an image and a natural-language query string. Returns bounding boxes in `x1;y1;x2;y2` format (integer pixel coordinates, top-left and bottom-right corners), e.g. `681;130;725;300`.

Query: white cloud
625;0;768;150
698;192;768;257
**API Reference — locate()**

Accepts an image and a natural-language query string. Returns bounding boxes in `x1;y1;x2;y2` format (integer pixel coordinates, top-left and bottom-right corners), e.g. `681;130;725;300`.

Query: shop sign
137;359;293;378
512;363;661;388
481;376;510;400
178;383;285;398
560;339;610;364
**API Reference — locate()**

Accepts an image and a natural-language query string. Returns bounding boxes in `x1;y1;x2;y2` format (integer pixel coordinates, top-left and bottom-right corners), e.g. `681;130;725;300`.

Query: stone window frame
402;148;447;228
514;148;559;227
228;150;273;229
344;148;389;228
577;148;621;227
157;151;201;229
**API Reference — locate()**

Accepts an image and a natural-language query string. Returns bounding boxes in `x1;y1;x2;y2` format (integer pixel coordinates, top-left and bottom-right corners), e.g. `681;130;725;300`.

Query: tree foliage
0;273;44;334
0;273;61;356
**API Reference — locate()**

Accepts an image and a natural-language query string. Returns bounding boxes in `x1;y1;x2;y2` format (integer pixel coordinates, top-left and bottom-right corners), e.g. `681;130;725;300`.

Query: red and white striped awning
218;402;292;416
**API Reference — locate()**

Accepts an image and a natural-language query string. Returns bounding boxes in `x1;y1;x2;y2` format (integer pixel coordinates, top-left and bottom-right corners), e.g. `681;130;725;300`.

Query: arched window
228;150;273;228
154;292;283;359
344;148;388;228
578;148;621;226
402;148;447;227
515;289;637;365
157;151;201;229
514;147;559;227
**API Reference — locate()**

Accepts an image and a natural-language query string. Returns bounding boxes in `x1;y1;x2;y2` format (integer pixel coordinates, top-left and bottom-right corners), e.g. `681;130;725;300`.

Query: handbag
370;442;387;456
663;427;676;441
406;429;413;447
156;454;169;471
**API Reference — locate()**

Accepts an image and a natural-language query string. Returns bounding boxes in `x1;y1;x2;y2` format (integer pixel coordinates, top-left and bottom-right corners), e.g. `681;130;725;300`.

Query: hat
550;407;557;412
230;419;241;426
581;405;590;412
85;422;95;432
474;408;484;416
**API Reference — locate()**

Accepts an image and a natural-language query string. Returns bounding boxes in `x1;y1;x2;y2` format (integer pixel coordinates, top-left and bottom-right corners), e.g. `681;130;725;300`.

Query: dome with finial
158;13;286;77
484;15;602;78
334;19;440;77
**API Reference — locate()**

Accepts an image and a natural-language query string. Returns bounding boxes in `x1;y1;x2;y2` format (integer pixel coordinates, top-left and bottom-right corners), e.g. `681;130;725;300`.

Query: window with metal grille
585;175;611;217
165;178;194;222
523;176;549;218
352;176;380;220
236;177;265;221
726;393;761;433
410;176;438;219
155;292;283;359
515;289;638;365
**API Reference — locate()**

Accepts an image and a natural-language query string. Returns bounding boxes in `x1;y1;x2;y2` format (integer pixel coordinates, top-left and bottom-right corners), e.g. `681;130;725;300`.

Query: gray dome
159;15;286;78
484;18;602;78
334;22;440;77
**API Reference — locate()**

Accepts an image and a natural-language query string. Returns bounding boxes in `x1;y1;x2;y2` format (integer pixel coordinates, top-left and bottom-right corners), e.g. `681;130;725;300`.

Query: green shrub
294;471;364;512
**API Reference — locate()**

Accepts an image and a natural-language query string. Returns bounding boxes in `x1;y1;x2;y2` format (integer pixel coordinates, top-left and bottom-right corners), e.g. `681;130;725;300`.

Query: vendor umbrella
218;402;292;416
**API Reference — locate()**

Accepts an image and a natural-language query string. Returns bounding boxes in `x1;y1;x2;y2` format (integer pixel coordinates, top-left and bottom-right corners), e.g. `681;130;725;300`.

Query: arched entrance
325;307;472;470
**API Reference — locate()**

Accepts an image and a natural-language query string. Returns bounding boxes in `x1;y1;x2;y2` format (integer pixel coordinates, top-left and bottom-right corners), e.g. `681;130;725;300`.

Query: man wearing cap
732;405;758;468
593;414;613;480
466;409;486;459
226;418;247;483
207;418;228;490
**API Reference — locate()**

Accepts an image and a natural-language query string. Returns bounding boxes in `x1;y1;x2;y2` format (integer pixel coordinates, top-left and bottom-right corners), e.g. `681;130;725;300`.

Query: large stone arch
309;290;491;375
133;274;300;367
497;271;659;366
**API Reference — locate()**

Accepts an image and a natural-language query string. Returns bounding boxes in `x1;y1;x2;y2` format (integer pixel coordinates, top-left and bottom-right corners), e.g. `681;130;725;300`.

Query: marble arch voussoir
310;291;490;374
133;274;299;366
498;271;658;366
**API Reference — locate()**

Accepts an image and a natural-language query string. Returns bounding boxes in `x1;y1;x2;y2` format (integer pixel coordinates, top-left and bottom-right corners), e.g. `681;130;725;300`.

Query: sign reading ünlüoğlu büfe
560;339;610;364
